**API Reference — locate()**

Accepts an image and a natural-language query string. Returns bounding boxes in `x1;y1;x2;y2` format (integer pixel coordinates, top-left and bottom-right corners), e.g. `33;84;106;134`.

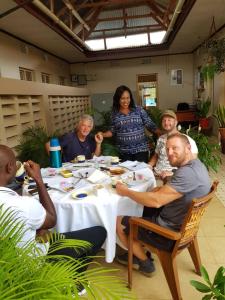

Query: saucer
71;191;89;199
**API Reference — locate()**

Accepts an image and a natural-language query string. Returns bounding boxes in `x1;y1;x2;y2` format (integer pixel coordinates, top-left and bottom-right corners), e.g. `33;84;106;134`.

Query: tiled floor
98;152;225;300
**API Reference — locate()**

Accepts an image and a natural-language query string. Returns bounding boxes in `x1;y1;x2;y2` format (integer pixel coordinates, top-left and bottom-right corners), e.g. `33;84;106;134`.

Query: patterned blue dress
110;106;157;155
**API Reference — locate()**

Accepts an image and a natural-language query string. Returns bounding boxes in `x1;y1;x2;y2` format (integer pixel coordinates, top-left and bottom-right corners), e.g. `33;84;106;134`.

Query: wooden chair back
128;180;219;300
174;180;219;253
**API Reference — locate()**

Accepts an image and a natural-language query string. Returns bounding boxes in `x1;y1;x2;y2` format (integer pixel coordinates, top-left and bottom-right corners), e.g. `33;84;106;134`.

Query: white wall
71;54;194;111
0;31;71;85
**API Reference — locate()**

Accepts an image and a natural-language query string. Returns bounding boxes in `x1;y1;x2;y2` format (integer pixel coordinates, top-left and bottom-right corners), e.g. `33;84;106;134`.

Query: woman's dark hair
112;85;136;112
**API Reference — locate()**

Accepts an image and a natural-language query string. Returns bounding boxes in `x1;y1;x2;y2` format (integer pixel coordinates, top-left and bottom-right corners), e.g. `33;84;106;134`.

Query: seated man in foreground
46;114;103;162
116;133;210;276
0;145;106;294
148;110;198;179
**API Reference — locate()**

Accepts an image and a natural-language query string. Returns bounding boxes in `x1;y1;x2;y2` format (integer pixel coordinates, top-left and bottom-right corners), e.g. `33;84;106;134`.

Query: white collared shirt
0;187;48;255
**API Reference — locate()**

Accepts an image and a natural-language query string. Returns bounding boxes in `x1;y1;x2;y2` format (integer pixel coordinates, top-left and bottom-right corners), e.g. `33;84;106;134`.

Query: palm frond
0;205;136;299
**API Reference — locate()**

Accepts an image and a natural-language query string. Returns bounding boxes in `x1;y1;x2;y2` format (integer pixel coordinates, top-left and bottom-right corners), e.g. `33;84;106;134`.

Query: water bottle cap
50;138;60;147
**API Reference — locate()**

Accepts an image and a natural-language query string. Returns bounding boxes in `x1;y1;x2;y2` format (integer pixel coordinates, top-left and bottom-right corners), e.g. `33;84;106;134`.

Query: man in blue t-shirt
115;133;211;277
47;115;103;162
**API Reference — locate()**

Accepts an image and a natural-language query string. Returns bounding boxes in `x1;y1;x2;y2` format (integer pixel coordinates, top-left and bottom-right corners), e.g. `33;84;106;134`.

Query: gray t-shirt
157;159;211;231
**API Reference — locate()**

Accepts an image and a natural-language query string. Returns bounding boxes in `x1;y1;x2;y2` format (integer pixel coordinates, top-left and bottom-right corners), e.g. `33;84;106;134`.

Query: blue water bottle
50;138;62;168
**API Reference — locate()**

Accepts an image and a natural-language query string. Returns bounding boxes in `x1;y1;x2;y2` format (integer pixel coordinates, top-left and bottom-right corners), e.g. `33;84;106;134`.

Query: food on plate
60;170;73;178
109;167;125;175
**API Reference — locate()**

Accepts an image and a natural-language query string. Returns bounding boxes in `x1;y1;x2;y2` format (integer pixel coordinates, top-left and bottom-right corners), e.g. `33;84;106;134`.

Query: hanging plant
201;64;217;81
203;37;225;74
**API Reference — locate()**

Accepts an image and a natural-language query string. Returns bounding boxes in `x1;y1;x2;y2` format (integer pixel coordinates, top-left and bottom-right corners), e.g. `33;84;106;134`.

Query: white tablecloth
26;162;156;262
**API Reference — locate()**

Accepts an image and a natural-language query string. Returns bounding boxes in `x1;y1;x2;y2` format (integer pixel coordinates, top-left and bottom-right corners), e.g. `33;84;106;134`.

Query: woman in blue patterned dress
97;85;160;162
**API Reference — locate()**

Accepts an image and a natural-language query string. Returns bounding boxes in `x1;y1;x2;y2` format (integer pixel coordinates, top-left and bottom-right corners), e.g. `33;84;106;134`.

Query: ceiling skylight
106;33;148;49
150;31;166;44
85;39;105;50
85;33;148;51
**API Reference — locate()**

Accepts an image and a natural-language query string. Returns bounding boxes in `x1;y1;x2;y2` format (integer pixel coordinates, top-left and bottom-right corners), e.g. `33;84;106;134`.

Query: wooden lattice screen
0;95;44;148
48;95;90;134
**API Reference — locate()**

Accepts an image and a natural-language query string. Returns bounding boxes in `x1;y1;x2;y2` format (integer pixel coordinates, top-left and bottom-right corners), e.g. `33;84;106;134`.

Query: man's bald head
0;145;17;185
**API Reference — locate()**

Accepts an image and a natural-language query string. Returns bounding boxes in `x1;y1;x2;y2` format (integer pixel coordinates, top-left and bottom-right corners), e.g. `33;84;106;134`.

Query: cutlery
133;172;136;181
100;166;110;171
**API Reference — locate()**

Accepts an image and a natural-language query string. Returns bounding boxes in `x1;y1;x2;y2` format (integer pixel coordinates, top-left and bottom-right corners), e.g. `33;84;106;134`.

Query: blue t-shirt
59;131;96;162
110;106;157;154
157;159;211;231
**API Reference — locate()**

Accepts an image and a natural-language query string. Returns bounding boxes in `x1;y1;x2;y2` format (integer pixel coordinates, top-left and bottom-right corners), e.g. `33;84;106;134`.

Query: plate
123;178;147;186
121;173;147;186
72;167;95;179
71;191;89;199
109;167;125;175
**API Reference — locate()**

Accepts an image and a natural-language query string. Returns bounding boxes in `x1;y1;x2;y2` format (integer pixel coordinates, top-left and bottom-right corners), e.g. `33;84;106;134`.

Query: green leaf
201;266;211;284
213;267;225;285
190;280;211;293
0;205;136;300
202;294;213;300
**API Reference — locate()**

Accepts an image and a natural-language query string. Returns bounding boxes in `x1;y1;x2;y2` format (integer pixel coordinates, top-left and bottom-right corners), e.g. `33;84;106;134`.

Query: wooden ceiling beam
163;0;177;26
76;0;149;10
63;0;90;31
73;8;95;32
82;7;104;40
146;0;167;29
49;0;54;13
146;0;165;18
151;13;167;30
56;6;67;18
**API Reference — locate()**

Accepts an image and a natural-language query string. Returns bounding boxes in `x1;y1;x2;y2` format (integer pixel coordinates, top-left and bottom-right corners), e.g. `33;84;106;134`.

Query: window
59;76;65;85
19;67;34;81
41;72;51;84
137;74;158;107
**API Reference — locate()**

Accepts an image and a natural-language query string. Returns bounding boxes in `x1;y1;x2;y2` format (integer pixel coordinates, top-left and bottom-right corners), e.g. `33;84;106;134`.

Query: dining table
24;157;156;263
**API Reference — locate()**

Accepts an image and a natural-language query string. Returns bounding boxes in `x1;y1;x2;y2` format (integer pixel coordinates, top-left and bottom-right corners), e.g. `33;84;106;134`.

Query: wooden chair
128;180;219;300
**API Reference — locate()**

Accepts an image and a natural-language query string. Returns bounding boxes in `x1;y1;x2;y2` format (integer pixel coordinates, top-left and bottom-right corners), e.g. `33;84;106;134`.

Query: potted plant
206;37;225;73
201;64;217;81
196;98;211;129
190;265;225;299
186;128;221;172
0;206;136;299
213;104;225;154
15;126;59;168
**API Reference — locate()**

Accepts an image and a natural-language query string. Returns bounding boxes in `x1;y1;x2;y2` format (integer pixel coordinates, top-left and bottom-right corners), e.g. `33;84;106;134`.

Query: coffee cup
77;155;85;163
111;156;119;165
111;177;122;188
15;161;26;182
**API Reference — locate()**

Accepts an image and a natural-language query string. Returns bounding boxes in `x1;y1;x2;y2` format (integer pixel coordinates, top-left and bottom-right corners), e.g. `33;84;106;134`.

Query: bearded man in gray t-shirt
115;133;211;276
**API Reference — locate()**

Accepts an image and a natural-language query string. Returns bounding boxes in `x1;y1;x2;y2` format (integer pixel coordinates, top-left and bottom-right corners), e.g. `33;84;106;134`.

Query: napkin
119;161;149;170
87;169;108;184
